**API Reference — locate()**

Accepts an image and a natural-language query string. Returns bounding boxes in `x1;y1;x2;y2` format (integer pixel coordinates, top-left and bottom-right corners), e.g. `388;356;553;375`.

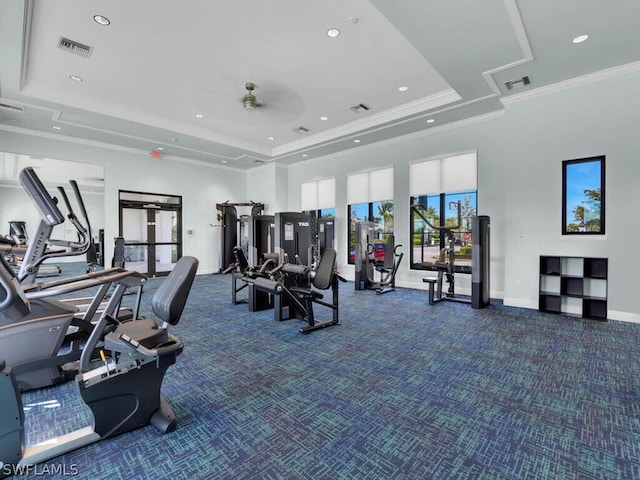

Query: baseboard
607;310;640;323
503;297;538;310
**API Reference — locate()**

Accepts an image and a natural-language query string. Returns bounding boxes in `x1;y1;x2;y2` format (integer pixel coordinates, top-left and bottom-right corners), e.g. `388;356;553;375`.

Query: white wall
284;67;640;321
246;162;289;214
498;70;640;320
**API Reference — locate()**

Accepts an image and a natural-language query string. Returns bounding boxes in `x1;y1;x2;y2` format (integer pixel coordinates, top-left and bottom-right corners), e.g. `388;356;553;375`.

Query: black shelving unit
539;256;608;320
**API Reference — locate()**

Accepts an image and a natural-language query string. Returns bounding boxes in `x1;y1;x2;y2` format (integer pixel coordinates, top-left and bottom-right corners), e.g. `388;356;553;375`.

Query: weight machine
215;201;264;273
353;221;403;295
411;201;490;308
230;215;278;311
412;200;465;303
239;247;345;333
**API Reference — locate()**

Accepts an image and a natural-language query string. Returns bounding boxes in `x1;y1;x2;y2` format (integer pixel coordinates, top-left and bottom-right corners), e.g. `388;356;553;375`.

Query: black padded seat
104;319;165;352
103;256;198;354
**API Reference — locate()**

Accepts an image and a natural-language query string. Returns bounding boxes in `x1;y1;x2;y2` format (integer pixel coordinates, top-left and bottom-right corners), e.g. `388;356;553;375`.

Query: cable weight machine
411;201;490;308
215;201;264;273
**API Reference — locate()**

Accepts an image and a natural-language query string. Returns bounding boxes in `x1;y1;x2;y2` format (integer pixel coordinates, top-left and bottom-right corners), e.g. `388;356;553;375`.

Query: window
347;167;394;264
562;156;605;235
408;152;477;271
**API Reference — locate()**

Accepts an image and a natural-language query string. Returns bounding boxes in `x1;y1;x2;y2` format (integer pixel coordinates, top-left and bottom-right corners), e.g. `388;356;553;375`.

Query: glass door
119;191;182;277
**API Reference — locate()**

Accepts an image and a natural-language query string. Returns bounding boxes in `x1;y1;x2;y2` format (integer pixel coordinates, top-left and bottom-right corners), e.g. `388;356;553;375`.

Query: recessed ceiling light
69;75;83;82
327;28;340;38
195;113;204;118
354;139;361;143
93;15;110;26
573;34;589;44
398;86;409;92
426;118;435;124
52;125;62;130
222;160;227;164
157;147;164;151
267;136;274;140
320;116;328;121
302;154;308;157
171;137;179;141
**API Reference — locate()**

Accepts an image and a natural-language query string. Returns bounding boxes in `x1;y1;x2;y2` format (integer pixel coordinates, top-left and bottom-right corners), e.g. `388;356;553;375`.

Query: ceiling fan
242;82;260;110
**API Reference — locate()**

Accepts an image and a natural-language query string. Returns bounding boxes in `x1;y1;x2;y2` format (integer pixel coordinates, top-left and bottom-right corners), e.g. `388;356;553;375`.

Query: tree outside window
562;156;605;235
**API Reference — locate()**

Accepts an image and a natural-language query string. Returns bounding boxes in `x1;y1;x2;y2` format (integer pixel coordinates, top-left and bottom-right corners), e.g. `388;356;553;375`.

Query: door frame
118;190;183;277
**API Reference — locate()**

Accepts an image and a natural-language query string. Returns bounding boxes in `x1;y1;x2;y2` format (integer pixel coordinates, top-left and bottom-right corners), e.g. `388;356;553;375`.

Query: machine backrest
313;248;336;291
383;235;395;269
232;246;250;272
151;256;199;326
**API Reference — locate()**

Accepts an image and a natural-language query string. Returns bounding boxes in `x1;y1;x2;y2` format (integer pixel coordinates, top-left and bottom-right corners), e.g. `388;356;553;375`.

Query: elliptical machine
0;167;146;391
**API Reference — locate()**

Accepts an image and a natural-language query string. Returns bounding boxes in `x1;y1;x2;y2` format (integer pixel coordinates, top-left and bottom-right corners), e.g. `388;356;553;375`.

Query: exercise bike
0;255;198;475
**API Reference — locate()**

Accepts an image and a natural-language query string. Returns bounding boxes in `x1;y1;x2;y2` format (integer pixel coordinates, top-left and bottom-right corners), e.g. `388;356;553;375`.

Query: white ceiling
1;0;640;170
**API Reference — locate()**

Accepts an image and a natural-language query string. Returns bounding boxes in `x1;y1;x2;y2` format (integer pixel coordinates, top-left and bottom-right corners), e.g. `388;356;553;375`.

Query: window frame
561;155;605;235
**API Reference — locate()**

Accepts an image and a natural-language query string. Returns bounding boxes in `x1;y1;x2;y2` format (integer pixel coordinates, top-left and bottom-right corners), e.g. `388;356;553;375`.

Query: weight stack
471;215;490;308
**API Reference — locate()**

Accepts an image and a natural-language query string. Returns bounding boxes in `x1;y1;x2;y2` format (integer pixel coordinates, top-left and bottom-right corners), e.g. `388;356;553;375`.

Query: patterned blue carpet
15;264;640;479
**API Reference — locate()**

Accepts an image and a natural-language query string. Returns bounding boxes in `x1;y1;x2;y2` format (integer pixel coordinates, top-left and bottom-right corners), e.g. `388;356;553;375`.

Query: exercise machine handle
411;201;462;231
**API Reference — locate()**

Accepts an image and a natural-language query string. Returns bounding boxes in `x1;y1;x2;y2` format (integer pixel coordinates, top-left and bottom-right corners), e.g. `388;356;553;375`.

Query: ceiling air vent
293;126;310;134
58;37;93;58
504;76;531;90
350;103;370;113
0;102;24;113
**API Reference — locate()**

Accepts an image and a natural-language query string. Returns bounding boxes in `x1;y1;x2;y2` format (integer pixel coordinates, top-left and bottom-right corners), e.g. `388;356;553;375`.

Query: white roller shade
347;172;370;204
369;167;393;202
300;181;318;211
410;152;477;196
348;168;394;204
442;152;477;192
410;160;441;196
301;178;335;211
317;178;335;209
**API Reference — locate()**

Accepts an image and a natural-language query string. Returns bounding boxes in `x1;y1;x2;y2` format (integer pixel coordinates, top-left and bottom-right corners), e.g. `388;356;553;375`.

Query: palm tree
460;195;476;231
377;201;394;233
